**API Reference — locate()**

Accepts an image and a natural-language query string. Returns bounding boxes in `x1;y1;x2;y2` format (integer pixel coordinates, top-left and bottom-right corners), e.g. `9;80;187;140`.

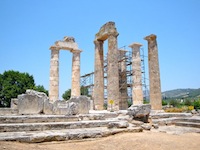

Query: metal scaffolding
80;46;149;103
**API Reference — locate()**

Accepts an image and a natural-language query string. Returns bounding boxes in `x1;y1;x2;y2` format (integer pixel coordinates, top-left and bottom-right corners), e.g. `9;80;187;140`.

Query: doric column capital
71;49;82;54
144;34;157;41
129;42;143;49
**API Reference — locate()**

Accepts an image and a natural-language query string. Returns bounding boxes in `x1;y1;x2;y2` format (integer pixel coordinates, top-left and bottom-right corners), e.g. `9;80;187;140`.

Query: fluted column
71;50;81;98
144;34;162;110
49;47;60;102
129;43;143;105
119;50;128;109
107;32;120;111
94;40;104;110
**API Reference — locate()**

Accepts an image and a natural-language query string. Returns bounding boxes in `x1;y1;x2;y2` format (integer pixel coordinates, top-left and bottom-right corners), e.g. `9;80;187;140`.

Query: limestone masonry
1;21;200;144
49;37;82;102
144;34;162;110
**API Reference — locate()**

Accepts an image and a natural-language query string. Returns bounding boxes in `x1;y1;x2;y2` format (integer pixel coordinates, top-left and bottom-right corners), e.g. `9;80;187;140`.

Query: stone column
93;40;104;110
107;32;120;111
129;43;143;105
49;47;60;102
119;50;128;109
144;34;162;110
71;50;81;98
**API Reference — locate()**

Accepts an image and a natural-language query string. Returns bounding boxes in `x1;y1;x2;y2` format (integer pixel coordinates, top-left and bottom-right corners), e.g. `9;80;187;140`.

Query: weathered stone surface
52;96;90;115
18;90;47;115
128;104;151;123
43;99;54;115
68;96;90;114
117;114;132;122
141;124;151;130
94;22;120;111
49;48;59;102
11;98;18;109
129;43;143;105
131;120;144;126
152;124;159;129
128;104;151;118
71;51;81;98
191;109;198;114
93;40;104;110
49;36;82;102
144;34;162;110
54;36;79;51
0;126;143;143
107;121;129;128
118;50;128;110
107;31;120;111
0;108;18;116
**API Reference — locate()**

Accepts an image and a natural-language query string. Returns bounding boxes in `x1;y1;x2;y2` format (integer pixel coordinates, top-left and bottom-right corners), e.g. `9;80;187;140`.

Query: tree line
0;70;89;107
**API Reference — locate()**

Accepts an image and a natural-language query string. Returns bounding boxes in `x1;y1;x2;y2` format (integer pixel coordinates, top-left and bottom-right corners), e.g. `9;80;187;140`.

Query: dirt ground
0;131;200;150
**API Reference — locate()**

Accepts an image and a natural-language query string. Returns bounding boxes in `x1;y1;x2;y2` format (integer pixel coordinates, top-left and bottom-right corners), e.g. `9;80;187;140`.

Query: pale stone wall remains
129;43;143;105
144;34;162;110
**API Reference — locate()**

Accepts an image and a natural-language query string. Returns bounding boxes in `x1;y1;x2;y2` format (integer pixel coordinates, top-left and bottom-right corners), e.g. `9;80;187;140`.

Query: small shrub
162;100;168;106
127;100;132;107
169;99;180;107
164;107;184;113
184;99;193;106
193;99;200;110
143;99;150;104
188;106;194;111
104;103;107;110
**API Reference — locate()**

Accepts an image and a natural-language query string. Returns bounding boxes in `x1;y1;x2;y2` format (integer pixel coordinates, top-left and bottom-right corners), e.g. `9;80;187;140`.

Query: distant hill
162;88;200;99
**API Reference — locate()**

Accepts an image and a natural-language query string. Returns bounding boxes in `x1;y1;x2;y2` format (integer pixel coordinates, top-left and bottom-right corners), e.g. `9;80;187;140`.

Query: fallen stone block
128;104;151;123
18;90;48;115
68;96;90;114
141;124;151;130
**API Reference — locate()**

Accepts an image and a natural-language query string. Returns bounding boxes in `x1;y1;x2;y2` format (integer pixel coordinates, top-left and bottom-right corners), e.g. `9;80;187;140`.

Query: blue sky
0;0;200;98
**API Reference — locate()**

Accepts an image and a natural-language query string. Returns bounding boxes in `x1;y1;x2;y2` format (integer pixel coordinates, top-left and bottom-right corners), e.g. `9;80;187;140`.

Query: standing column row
49;48;81;102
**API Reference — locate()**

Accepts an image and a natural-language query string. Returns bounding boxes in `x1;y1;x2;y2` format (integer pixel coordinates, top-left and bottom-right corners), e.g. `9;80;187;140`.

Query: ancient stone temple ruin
2;21;200;144
92;22;162;110
49;37;82;102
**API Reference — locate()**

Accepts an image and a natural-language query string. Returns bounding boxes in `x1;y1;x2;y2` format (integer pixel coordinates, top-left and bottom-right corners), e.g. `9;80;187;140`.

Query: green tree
193;99;200;110
62;86;90;100
34;85;48;96
0;70;35;107
62;89;71;100
162;100;168;106
184;99;192;106
80;86;89;96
